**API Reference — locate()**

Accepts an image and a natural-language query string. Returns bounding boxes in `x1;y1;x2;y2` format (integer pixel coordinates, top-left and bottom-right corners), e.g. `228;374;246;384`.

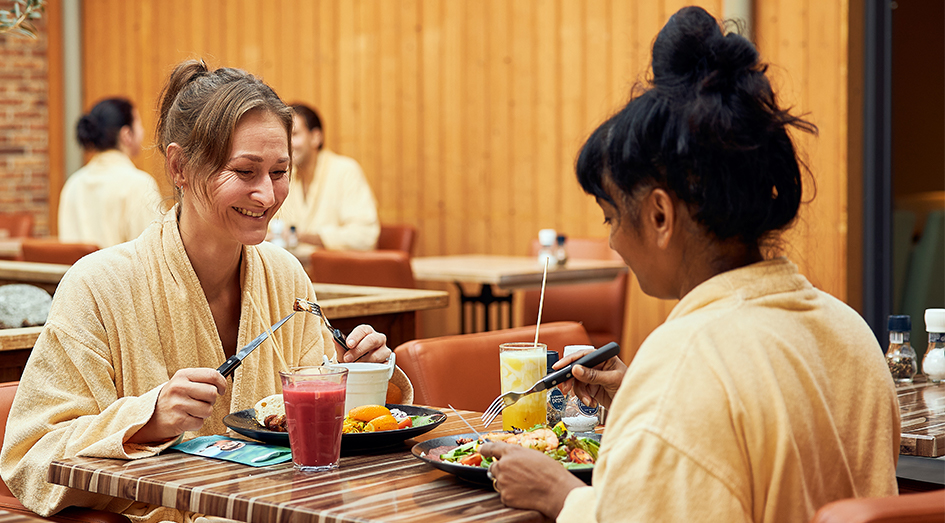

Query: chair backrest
310;249;416;288
20;239;99;265
809;489;944;523
0;213;32;238
524;238;628;348
377;224;417;255
0;382;18;498
394;321;592;411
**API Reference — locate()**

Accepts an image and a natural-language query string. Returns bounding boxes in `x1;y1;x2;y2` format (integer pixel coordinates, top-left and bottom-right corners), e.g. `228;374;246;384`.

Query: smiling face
178;109;290;248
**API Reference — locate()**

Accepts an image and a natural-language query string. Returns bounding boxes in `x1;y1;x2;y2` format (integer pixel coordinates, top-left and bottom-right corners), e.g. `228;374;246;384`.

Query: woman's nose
250;176;276;206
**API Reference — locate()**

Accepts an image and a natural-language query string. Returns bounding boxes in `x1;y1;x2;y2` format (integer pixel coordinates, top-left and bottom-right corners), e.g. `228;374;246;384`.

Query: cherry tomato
397;417;412;429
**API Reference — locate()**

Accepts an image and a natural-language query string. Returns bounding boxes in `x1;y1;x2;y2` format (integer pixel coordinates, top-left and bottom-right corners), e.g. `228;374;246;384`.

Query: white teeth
235;207;265;218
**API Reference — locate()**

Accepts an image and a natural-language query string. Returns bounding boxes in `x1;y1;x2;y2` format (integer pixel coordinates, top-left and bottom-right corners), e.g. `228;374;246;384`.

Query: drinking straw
534;257;549;347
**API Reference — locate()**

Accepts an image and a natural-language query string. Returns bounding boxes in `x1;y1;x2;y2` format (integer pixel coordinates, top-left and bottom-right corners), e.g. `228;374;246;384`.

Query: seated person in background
276;103;380;251
59;97;162;248
481;7;900;522
1;60;400;523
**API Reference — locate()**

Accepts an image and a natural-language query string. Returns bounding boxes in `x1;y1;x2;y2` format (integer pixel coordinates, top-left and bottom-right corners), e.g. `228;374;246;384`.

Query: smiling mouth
234;207;266;218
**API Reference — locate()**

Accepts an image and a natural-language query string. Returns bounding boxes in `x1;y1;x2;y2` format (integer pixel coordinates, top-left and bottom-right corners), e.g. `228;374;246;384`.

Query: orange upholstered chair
377;224;417;255
0;212;32;238
20;239;99;265
309;250;416;288
0;381;130;522
524;238;628;348
809;489;944;523
393;321;592;411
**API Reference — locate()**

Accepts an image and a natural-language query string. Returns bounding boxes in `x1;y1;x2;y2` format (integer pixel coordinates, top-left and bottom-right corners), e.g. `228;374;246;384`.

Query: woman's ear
645;188;676;250
166;143;186;189
118;126;134;151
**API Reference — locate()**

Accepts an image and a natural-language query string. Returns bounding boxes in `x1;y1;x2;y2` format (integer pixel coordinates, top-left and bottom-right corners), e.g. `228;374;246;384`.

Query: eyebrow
229;154;290;164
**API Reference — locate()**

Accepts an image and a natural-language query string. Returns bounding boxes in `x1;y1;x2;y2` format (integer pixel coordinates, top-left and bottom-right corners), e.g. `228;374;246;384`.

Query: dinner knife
217;311;296;378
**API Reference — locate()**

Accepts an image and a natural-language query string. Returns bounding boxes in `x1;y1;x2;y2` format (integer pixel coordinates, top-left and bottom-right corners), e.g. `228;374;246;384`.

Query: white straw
534;256;549;347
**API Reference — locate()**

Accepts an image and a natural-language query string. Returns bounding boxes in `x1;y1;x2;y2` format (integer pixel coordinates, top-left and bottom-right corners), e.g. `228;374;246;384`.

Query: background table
49;408;546;523
412;255;627;332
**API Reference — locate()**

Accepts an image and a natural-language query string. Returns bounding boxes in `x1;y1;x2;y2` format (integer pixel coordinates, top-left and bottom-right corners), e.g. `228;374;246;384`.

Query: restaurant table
0;510;47;523
896;377;945;489
411;255;627;333
49;408;555;523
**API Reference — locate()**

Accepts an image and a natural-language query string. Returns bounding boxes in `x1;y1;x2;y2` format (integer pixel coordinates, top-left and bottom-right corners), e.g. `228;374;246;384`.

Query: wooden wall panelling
73;0;849;351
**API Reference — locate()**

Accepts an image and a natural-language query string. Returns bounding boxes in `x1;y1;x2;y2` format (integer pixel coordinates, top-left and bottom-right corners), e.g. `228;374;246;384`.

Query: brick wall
0;16;49;236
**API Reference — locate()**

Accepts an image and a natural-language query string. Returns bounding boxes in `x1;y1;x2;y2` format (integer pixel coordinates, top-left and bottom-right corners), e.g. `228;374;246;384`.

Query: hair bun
652;6;757;90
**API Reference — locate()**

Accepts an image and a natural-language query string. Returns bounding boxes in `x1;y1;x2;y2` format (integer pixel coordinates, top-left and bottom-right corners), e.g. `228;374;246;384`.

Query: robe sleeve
0;323;175;516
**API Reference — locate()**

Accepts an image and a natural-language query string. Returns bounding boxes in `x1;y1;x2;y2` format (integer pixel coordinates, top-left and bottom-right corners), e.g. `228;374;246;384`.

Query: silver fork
293;298;348;349
480;342;621;428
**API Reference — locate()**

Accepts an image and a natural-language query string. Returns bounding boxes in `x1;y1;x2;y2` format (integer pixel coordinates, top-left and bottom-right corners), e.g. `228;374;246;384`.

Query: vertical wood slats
76;0;846;353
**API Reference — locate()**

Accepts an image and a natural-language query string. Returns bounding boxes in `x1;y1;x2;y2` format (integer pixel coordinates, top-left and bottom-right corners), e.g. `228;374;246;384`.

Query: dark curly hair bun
577;5;816;247
75;98;135;152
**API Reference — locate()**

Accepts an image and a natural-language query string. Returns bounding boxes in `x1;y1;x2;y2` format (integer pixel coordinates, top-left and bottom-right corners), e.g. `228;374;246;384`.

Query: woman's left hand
337;324;391;363
479;442;587;518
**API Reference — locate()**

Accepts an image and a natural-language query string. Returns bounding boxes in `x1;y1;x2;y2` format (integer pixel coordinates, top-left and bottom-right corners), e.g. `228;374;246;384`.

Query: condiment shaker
546;350;565;426
885;315;917;383
922;309;945;383
561;345;600;433
537;229;556;266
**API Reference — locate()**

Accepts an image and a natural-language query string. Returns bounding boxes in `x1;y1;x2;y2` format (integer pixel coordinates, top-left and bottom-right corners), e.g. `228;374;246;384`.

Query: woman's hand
127;368;227;444
479;442;586;518
554;348;627;410
337;324;391;363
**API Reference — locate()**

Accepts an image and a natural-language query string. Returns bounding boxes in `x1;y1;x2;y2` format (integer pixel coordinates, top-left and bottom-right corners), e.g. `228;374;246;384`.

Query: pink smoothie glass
279;365;349;472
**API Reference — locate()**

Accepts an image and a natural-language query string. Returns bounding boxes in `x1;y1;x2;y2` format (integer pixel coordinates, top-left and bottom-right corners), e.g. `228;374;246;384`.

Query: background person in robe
480;7;900;522
275;103;380;251
1;60;397;523
58;97;162;248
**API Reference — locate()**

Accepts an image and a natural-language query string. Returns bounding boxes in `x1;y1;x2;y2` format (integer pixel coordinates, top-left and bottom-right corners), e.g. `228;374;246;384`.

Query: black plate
411;432;599;485
223;404;447;451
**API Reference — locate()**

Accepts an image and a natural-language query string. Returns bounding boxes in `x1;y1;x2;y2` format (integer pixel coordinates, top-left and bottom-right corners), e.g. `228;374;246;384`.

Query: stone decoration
0;284;52;328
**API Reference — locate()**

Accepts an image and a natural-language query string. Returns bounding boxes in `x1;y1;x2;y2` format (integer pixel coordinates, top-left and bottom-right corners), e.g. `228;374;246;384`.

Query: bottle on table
922;309;945;383
555;234;568;267
287;225;299;249
269;219;287;249
561;344;601;433
537;229;556;267
885;315;918;383
546;350;565;426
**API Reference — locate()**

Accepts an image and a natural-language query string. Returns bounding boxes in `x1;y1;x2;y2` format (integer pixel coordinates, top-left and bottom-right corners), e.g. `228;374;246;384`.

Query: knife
217;311;296;378
535;341;621;394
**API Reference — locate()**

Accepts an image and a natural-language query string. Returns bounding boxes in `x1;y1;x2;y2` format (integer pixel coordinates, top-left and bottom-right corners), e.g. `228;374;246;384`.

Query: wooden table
412;255;627;332
49;408;545;523
0;510;48;523
896;377;945;491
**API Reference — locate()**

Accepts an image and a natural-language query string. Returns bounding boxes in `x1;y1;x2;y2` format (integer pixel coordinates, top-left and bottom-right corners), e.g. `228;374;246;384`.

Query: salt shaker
561;345;600;433
922;309;945;383
885;315;917;383
554;234;568;267
537;229;556;266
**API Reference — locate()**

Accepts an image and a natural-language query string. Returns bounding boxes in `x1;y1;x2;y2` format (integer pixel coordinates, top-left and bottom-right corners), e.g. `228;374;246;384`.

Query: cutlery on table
481;341;621;428
448;404;482;438
217;311;296;378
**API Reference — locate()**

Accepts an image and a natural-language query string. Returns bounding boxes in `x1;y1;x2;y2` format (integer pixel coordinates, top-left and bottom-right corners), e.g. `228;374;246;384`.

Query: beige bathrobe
278;149;380;251
0;208;336;522
557;259;900;523
58;150;163;248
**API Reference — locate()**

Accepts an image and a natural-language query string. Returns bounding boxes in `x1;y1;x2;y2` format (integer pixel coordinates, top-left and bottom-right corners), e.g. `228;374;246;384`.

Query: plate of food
411;424;600;485
223;399;446;452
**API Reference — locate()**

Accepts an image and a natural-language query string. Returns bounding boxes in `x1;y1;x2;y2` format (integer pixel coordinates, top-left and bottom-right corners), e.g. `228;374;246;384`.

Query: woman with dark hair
2;60;400;522
481;7;899;522
58;97;162;247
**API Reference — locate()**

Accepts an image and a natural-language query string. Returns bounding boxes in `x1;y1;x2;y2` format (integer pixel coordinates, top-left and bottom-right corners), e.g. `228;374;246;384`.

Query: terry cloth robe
278;149;380;251
557;259;900;523
0;207;336;522
58;150;163;248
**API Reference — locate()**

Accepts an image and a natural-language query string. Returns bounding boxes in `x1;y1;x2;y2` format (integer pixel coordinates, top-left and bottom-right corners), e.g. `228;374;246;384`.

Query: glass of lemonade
499;342;547;431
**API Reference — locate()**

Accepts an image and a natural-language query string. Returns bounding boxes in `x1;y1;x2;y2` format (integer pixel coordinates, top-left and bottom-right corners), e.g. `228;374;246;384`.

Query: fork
293;298;348;349
481;342;620;427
